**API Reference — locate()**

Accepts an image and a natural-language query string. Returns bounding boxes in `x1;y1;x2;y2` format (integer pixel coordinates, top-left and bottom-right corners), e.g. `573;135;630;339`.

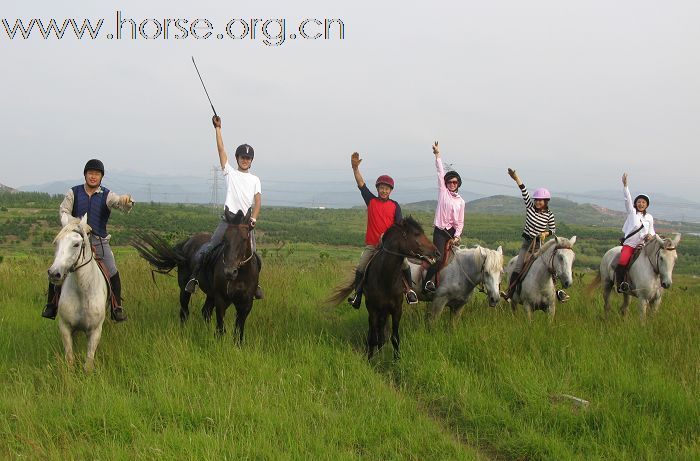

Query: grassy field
1;243;699;460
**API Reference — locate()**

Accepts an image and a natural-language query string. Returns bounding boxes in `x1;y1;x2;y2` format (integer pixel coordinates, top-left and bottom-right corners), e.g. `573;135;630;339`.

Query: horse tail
325;277;356;307
131;231;187;275
585;271;602;296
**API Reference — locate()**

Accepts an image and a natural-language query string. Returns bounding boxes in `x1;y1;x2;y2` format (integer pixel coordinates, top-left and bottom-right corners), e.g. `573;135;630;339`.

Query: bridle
450;246;489;294
68;229;93;273
647;241;676;275
221;223;254;270
378;229;435;263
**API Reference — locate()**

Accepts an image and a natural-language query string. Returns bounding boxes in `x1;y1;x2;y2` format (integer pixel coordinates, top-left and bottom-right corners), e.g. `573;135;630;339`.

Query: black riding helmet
444;170;462;188
84;159;105;176
235;144;255;159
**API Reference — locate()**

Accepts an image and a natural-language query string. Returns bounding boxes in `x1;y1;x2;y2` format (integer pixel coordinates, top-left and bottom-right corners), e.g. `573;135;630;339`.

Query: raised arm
433;141;446;190
351;152;365;188
213;115;228;169
508;168;531;208
622;172;635;214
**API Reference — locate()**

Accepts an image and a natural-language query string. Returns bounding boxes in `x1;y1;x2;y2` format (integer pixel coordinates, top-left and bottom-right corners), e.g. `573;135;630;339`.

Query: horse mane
53;217;91;243
454;245;502;274
535;237;574;256
400;215;424;233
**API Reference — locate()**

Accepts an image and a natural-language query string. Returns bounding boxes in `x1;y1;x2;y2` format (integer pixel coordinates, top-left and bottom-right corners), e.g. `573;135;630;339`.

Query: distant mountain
0;183;16;192
404;196;700;232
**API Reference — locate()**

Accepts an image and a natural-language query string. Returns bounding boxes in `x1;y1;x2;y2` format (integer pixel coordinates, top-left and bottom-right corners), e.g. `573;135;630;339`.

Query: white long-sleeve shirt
621;186;655;247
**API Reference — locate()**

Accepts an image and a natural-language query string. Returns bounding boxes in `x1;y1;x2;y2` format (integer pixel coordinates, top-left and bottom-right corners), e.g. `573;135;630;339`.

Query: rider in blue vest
42;159;135;321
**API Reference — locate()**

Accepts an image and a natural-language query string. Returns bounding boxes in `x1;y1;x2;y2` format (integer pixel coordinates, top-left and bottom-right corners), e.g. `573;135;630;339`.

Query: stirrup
254;285;264;300
185;278;198;294
617;281;630;293
42;303;58;320
348;292;362;309
111;306;128;322
556;290;570;303
406;290;419;305
423;280;436;293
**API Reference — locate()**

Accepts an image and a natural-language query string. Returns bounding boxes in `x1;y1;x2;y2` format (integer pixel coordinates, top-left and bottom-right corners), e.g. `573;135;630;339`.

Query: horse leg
366;310;379;360
201;295;214;323
523;302;533;321
390;309;402;361
84;324;104;373
602;281;613;317
638;299;649;323
214;299;227;337
179;289;191;324
234;301;253;345
649;293;662;315
58;321;75;367
427;295;448;328
546;302;556;322
450;304;466;330
620;293;631;317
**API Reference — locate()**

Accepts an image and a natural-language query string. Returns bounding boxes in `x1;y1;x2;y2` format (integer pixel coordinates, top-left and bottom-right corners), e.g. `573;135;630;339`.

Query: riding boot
503;271;520;300
42;282;59;320
615;264;629;293
109;273;127;322
423;264;437;293
348;270;364;309
403;268;418;305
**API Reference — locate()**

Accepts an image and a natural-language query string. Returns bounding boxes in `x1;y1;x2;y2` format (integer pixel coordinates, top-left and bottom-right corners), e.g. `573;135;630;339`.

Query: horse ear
79;214;88;226
671;233;681;247
569;236;577;246
496;246;502;255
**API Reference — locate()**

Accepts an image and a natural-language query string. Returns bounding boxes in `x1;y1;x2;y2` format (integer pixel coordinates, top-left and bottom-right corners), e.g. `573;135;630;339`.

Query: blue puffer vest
71;185;111;238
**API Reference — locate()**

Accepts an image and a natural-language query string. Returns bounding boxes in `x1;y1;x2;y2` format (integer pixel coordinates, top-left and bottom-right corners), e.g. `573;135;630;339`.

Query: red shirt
359;184;402;246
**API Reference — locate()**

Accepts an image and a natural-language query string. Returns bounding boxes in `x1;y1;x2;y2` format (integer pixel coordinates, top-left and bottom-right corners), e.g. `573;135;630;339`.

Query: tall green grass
1;249;698;460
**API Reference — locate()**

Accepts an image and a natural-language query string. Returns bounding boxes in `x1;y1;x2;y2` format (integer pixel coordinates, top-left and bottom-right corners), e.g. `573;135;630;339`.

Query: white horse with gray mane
505;236;577;320
47;215;109;371
597;234;680;321
409;245;504;325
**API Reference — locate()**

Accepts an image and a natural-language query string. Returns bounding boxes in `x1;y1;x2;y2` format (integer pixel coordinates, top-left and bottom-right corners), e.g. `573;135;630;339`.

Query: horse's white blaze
48;216;108;371
506;236;577;320
600;233;681;320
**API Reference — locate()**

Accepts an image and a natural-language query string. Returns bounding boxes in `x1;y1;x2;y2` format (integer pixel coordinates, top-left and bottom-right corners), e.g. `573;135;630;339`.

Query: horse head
221;207;253;281
648;233;681;289
384;216;438;264
47;214;92;285
478;245;504;307
550;235;577;288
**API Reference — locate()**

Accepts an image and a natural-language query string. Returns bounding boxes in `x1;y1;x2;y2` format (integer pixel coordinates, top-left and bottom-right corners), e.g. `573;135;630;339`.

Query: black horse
132;208;260;342
330;217;438;359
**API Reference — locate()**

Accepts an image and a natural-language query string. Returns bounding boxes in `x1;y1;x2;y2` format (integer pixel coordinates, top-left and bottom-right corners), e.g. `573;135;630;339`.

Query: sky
2;0;699;208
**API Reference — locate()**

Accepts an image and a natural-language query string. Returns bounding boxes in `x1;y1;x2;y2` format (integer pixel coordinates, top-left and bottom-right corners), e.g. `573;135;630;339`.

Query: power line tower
209;166;220;214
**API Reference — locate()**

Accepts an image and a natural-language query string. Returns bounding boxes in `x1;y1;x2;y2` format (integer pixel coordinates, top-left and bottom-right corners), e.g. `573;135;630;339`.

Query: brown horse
132;208;260;342
330;217;438;359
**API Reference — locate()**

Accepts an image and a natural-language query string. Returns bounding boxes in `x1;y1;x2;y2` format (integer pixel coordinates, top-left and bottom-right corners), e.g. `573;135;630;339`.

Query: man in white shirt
185;115;263;298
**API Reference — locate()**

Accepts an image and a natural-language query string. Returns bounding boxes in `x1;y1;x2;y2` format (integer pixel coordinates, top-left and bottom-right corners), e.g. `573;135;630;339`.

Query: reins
221;223;255;269
69;230;94;273
450;246;488;294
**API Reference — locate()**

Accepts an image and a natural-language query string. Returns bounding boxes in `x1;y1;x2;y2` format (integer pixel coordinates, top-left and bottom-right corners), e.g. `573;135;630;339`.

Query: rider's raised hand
432;141;440;157
507;168;519;182
622;172;628;187
212;115;222;128
351;152;362;170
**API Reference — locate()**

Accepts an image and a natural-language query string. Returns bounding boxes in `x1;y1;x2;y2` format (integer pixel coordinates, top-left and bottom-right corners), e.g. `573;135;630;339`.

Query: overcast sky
2;0;699;206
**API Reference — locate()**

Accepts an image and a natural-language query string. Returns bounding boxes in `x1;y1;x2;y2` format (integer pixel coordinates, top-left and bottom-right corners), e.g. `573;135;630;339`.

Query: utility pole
209;166;220;213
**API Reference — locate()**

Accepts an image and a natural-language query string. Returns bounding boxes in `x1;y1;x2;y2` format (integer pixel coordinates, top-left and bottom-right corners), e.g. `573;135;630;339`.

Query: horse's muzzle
661;281;671;289
47;269;65;284
561;280;572;289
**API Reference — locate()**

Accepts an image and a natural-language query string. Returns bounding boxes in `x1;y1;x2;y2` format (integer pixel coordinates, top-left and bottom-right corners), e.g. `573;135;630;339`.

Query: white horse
505;236;577;320
598;234;680;321
409;245;504;325
47;215;109;371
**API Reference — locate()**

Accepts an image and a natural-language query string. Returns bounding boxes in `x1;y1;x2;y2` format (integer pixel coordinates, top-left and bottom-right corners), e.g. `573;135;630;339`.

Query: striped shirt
519;184;556;238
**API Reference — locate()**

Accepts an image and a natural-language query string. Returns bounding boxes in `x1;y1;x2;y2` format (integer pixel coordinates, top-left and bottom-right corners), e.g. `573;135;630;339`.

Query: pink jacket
433;157;465;237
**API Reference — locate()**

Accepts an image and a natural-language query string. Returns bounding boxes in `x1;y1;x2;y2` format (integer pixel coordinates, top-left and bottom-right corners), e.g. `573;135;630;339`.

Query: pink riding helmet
532;188;551;200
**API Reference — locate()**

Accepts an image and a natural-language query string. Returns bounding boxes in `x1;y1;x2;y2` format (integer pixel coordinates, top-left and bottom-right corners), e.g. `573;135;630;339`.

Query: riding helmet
444;170;462;188
634;194;650;207
375;175;395;189
83;159;105;176
532;188;551;200
235;144;255;159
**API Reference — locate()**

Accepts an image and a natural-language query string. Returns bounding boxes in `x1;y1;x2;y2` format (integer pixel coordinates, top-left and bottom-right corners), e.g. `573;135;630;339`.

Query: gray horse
409;245;503;326
597;234;680;321
505;236;577;320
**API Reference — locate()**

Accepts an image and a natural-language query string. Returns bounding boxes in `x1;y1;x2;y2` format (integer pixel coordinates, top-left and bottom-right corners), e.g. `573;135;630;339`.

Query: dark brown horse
330;217;438;359
132;208;260;342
